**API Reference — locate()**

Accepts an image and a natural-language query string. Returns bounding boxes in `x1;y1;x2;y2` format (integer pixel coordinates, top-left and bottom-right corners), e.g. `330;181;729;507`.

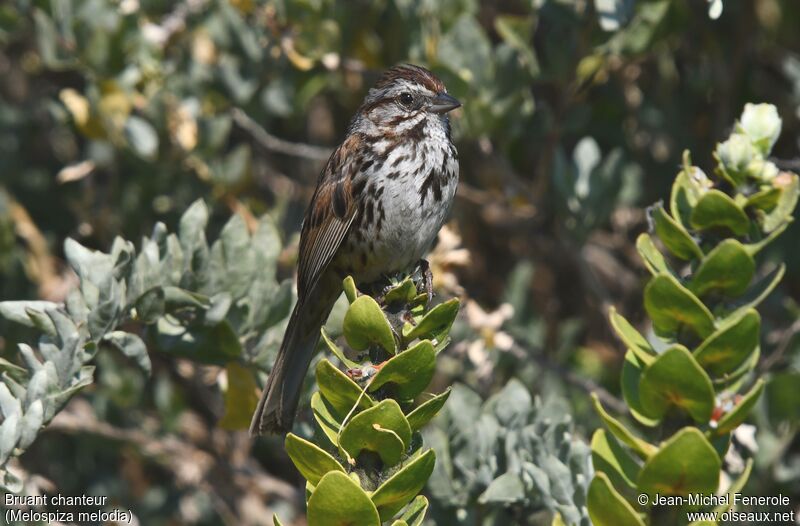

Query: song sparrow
250;64;461;435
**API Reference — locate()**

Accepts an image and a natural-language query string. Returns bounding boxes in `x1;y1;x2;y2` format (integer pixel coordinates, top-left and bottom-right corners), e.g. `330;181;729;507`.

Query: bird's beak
429;92;461;114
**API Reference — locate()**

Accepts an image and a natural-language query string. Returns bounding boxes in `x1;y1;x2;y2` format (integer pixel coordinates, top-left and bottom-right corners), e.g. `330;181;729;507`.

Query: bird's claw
417;259;434;305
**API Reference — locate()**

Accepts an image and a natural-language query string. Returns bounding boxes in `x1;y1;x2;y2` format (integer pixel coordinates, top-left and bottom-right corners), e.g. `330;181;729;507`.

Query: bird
250;64;461;435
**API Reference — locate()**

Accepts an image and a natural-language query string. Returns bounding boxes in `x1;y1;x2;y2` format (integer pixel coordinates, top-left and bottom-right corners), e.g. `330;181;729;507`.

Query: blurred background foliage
1;0;800;524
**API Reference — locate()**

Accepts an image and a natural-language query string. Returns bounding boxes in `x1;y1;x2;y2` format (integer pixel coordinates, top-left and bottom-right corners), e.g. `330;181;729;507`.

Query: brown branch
231;108;333;161
46;399;300;525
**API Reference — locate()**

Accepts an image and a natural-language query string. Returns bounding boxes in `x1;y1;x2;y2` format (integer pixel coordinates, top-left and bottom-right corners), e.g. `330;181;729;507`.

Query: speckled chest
337;118;458;282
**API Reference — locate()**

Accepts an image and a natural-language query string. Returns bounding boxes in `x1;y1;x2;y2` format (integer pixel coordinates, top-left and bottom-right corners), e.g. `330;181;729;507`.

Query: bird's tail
249;285;338;436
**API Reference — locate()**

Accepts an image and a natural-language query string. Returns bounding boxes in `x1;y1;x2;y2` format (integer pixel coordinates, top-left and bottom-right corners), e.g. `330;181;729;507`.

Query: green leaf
729;264;785;319
343;276;358;303
24;307;56;336
650;204;702;260
163;286;209;310
383;277;418;306
344;296;396;354
285;433;346;485
644;274;715;339
155;317;242;364
316;359;374;416
135;287;165;324
638;345;715;423
591;429;641;493
760;172;799;233
744;221;788;256
746;186;781;211
406;389;451;431
714;459;752;513
402;299;459;342
124;116;159;160
311;392;343;447
609;307;655;365
368;340;436;400
670;164;712;227
587;472;645;526
273;515;284;526
396;495;428;526
711;346;760;392
591;393;657;459
621;351;659;427
694;309;760;376
690;190;750;236
371;449;436;522
478;472;525;504
637;428;720;495
103;331;152;375
0;301;59;329
635;233;673;276
714;380;764;435
688;240;755;298
218;362;259;430
307;471;380;526
321;327;359;369
339;400;411;466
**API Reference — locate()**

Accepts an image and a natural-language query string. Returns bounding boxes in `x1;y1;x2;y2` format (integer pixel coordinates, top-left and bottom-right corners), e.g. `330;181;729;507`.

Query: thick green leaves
307;471;380;526
368;341;436;400
760;172;799;233
285;433;345;485
714;459;752;514
670;164;711;227
621;351;659;427
715;379;764;435
344;296;397;354
644;274;714;339
608;307;655;365
587;472;645;526
311;392;344;447
638;345;715;423
395;495;428;526
316;359;374;415
688;240;754;298
650;204;702;260
636;233;673;277
690;190;750;235
407;389;451;431
371;449;436;522
383;278;418;306
638;427;722;495
321;327;359;369
592;393;657;459
637;428;720;495
402;299;459;342
339;400;411;466
343;276;358;303
591;429;640;492
729;264;785;320
693;309;760;376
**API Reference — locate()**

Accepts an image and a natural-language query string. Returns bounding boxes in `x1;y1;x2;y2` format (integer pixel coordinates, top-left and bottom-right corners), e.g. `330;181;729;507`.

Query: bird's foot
416;259;434;305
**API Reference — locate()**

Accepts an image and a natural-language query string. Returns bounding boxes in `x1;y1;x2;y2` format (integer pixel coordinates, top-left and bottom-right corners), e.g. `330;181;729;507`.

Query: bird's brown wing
296;135;361;298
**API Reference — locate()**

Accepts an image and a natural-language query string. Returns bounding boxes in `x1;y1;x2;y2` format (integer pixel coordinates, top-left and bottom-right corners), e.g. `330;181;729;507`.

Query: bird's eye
398;92;414;107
